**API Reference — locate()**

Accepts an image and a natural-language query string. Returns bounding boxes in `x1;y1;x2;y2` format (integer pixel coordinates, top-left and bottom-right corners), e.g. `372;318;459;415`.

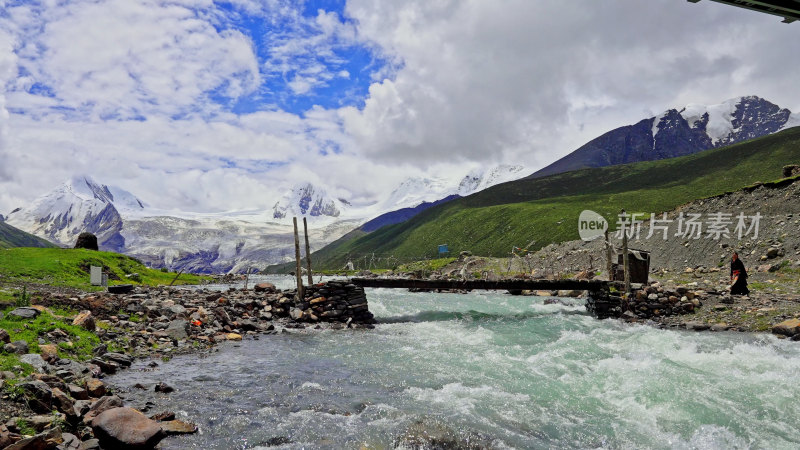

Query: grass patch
0;306;101;362
396;258;457;273
0;248;211;289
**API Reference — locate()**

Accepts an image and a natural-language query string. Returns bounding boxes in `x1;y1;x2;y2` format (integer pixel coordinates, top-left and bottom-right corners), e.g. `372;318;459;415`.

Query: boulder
772;319;800;337
19;380;54;413
9;307;40;319
91;407;165;449
72;311;95;331
766;247;779;259
74;232;99;250
164;320;189;340
0;329;10;344
20;354;47;373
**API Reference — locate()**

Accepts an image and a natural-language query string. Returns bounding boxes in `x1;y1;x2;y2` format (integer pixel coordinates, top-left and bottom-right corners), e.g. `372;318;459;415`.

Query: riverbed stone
254;283;276;293
91;407;165;449
160;420;198;435
154;382;174;394
5;427;62;450
772;318;800;336
85;379;106;398
83;395;124;423
225;333;242;341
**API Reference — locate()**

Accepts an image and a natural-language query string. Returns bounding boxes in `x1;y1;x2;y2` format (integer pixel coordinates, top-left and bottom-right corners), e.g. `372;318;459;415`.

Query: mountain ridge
531;96;798;178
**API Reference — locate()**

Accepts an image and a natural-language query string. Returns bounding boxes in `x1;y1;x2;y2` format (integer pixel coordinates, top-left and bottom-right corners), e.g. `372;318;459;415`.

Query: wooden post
622;228;630;297
303;217;313;286
605;229;613;281
293;217;304;300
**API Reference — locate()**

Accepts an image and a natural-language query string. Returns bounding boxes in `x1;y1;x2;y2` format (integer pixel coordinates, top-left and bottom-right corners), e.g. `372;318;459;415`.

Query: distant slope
310;127;800;269
0;221;57;249
359;195;461;232
531;96;796;178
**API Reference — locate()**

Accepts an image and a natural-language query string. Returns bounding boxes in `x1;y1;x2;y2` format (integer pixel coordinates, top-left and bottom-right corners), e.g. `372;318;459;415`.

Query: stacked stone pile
625;282;709;319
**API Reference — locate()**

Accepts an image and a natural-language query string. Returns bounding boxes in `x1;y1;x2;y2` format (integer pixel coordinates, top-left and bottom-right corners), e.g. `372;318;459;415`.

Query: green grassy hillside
305;127;800;270
0;248;209;289
0;221;56;249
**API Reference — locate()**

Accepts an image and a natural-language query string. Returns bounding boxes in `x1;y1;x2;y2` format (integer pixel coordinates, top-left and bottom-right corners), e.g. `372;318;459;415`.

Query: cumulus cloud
342;0;800;166
7;0;261;119
2;0;800;216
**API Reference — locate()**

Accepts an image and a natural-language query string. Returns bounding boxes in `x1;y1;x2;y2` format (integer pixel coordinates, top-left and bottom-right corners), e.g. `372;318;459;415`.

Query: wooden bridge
349;277;624;319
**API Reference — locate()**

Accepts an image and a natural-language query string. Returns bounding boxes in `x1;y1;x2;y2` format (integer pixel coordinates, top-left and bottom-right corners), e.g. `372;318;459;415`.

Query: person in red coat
730;252;749;296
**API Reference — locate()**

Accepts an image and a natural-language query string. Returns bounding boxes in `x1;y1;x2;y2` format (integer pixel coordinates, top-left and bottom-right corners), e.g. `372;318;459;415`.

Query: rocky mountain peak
531;95;798;179
272;183;342;219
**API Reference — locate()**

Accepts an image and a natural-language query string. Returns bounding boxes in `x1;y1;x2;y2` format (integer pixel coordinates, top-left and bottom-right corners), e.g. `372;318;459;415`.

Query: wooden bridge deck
349;277;609;292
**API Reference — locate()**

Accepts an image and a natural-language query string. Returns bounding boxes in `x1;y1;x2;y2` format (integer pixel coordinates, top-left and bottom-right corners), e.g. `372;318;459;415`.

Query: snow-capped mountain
380;177;456;212
272;183;344;220
457;165;526;195
532;96;799;178
5;175;145;251
7;165;529;273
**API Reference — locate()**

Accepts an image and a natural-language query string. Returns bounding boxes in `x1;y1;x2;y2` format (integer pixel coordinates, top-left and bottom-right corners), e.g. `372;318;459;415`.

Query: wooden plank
350;277;608;292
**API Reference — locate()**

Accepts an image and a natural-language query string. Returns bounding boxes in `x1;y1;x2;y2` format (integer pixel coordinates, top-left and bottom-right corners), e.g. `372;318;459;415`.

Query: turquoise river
108;277;800;449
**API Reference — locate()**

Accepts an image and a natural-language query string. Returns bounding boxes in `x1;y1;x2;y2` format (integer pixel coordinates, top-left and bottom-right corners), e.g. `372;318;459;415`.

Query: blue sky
1;0;799;214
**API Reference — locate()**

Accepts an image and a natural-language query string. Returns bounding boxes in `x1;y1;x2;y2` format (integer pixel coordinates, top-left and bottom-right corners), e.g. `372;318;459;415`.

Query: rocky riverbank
0;280;376;449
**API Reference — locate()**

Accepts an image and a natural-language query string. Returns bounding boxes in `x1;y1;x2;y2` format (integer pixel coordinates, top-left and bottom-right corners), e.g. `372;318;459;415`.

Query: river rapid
108;276;800;449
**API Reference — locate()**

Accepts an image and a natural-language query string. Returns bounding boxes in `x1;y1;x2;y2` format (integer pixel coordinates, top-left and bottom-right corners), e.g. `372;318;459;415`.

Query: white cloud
342;0;800;166
2;0;800;218
0;28;18;182
6;0;261;119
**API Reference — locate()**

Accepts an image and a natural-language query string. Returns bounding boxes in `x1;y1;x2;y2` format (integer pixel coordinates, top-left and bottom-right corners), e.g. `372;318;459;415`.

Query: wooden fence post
303;217;313;286
293;217;304;300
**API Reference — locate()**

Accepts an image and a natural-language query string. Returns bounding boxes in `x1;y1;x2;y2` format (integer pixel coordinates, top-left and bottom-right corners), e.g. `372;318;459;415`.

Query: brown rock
38;344;59;362
772;318;800;337
253;283;276;293
149;411;175;421
91;407;165;449
85;379;106;398
0;423;21;448
225;333;242;341
4;427;62;450
160;420;198;435
72;311;95;331
83;395;124;423
0;329;10;344
51;387;76;417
